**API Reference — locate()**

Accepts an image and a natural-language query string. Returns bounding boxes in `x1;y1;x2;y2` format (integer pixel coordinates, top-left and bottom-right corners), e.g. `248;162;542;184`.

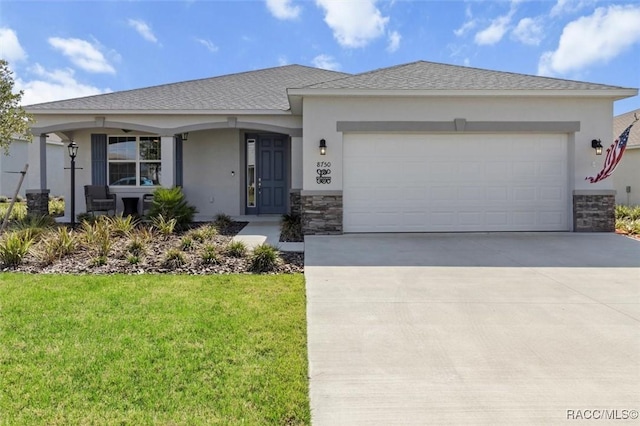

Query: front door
246;134;288;215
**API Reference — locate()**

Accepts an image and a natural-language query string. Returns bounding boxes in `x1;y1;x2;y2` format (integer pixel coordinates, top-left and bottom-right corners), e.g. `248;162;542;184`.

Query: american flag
586;119;637;183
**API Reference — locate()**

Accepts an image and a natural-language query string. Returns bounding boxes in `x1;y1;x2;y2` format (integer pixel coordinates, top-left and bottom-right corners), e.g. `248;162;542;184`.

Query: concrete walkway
232;215;303;252
305;233;640;425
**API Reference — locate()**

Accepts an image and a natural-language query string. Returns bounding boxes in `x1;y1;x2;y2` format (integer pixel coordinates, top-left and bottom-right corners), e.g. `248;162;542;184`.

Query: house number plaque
316;161;332;184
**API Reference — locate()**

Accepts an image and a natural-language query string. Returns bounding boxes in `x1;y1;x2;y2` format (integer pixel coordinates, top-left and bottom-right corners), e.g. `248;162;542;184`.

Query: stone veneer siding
301;191;343;235
26;189;50;217
289;189;302;216
573;191;615;232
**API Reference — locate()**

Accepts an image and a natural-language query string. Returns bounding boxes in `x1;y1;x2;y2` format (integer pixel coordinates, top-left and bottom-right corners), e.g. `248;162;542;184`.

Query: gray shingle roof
614;108;640;148
26;65;350;111
304;61;633;91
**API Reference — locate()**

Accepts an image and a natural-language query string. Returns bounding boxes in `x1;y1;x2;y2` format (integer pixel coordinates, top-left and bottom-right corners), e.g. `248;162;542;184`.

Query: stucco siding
1;139;65;198
301;96;615;193
182;129;241;219
613;148;640;206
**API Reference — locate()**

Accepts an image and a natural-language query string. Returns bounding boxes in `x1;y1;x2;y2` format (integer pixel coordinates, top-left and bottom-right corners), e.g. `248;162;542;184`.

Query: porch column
26;134;50;217
161;135;175;187
26;134;47;190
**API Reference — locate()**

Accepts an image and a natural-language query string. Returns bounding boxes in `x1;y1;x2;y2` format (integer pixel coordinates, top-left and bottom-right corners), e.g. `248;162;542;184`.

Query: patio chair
142;193;154;215
84;185;116;216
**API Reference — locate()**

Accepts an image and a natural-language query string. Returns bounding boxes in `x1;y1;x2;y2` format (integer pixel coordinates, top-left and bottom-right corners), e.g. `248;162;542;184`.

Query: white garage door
343;133;569;232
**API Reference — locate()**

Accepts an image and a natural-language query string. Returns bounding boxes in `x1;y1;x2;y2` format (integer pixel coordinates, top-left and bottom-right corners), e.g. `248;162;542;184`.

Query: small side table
122;197;140;217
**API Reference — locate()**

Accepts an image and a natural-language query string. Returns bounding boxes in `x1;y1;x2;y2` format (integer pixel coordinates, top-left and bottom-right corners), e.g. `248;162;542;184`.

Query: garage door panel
344;133;569;232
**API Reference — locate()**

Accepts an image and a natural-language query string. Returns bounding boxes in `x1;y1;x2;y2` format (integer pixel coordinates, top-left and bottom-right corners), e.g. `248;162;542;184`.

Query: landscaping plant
200;245;219;265
280;213;302;242
226;240;247;258
249;243;280;273
151;214;177;238
0;230;33;267
147;187;196;230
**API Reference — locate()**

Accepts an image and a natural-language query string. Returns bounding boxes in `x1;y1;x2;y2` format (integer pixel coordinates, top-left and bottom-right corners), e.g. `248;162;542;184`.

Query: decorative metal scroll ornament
316;168;331;184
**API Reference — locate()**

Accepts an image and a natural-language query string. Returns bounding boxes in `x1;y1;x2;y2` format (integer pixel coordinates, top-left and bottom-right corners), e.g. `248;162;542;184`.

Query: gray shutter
91;134;107;185
175;135;183;187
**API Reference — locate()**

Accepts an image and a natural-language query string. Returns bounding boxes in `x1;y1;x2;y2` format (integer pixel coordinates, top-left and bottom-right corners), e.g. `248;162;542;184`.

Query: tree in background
0;59;33;154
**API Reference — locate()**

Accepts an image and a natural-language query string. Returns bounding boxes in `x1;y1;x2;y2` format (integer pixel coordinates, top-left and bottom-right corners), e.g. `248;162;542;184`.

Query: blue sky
1;0;639;115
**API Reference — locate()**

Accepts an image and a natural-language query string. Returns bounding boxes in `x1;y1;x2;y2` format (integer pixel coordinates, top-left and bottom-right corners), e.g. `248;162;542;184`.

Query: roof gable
302;61;633;91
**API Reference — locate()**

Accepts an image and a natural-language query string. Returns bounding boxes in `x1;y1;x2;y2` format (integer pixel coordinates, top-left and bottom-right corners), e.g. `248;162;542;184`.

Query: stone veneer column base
26;189;50;217
573;190;615;232
289;189;302;216
301;190;343;235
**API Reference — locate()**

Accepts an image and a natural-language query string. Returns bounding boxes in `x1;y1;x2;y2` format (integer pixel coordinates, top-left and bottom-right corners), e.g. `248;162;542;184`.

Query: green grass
0;274;310;425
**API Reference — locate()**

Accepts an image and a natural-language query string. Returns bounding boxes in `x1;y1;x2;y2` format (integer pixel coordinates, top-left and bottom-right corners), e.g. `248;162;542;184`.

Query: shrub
249;244;280;273
180;236;194;251
9;214;57;241
127;255;140;265
280;213;302;242
147;187;196;230
164;249;186;268
81;216;112;257
37;227;77;264
109;214;138;237
201;224;218;239
226;240;247;258
0;196;8;203
152;215;177;238
201;245;219;265
213;213;232;232
15;195;24;203
188;228;207;243
127;237;146;257
0;202;26;221
48;198;65;217
0;231;34;267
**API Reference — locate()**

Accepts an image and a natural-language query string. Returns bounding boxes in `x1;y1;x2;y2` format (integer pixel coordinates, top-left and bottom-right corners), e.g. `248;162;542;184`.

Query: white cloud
48;37;115;74
454;4;475;37
315;0;389;48
195;38;218;53
512;17;544;46
386;31;401;53
0;28;27;63
538;5;640;76
278;55;289;66
312;54;340;71
550;0;595;17
474;11;513;45
266;0;301;20
454;20;476;37
16;64;110;105
127;19;158;43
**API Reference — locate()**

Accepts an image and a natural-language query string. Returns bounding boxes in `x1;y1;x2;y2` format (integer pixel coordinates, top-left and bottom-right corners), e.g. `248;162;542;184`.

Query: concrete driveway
304;233;640;425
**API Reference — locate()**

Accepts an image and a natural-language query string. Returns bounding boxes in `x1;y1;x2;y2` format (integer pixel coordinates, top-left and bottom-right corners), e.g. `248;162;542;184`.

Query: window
108;136;161;186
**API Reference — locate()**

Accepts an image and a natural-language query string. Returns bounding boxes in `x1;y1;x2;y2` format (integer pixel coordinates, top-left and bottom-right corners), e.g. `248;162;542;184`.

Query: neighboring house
24;61;637;233
0;135;65;198
612;108;640;206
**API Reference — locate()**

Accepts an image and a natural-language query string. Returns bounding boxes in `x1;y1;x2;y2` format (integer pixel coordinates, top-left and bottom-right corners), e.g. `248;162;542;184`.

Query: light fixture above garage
591;139;603;155
181;132;189;141
319;139;327;155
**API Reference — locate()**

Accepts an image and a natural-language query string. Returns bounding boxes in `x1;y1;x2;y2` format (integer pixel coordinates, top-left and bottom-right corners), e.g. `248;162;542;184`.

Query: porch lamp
591;139;603;155
181;132;189;141
67;141;79;227
319;139;327;155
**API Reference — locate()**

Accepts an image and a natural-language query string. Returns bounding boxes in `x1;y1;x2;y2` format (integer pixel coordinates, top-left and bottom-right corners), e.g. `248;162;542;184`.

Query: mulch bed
5;222;304;275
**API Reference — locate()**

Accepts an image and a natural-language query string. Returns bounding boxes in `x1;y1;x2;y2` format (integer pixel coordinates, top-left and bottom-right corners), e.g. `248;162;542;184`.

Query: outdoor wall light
319;139;327;155
591;139;603;155
181;132;189;141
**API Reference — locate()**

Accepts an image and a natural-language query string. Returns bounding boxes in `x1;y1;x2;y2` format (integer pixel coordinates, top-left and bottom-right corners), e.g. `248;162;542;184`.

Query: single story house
24;61;637;233
1;135;65;198
612;108;640;206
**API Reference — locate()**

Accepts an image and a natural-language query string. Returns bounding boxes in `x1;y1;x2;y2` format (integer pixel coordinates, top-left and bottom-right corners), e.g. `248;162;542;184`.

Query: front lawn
0;273;309;425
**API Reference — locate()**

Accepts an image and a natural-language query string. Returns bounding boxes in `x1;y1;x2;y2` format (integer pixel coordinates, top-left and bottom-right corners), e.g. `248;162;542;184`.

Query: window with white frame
108;136;161;186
